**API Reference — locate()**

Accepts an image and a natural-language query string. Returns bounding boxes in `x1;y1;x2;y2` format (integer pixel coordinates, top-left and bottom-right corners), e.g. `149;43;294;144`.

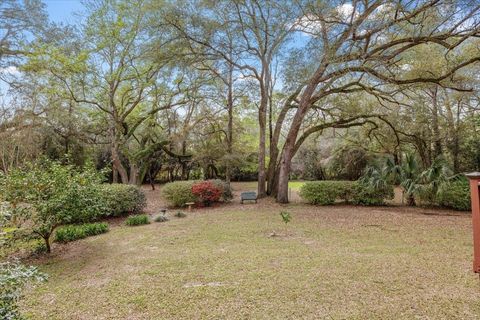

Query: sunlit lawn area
231;180;306;191
21;202;480;319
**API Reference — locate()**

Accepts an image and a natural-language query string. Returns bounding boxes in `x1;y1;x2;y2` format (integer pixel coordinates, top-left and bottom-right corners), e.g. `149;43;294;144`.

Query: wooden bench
241;192;257;204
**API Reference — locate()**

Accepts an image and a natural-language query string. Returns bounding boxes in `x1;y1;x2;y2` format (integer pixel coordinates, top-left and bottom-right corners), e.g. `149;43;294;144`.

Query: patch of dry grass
20;202;480;319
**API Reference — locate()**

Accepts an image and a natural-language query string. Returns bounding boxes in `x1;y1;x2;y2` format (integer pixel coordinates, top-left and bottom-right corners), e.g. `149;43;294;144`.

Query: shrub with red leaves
191;181;222;206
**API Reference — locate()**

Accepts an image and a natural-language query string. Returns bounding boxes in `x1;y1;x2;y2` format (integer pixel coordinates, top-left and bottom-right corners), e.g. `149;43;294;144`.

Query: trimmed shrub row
299;180;394;206
162;179;233;207
55;223;109;243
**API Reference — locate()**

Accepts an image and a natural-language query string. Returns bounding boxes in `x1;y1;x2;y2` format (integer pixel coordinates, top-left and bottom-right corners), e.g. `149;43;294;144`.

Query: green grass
288;181;306;191
21;205;480;319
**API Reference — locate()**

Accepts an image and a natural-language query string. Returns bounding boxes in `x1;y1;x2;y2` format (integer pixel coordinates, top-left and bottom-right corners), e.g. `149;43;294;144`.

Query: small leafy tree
0;261;46;320
0;160;107;252
279;211;291;224
279;211;292;235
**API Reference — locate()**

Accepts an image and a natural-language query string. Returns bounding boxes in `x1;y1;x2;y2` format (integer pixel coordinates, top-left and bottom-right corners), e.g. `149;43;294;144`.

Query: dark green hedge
299;180;394;206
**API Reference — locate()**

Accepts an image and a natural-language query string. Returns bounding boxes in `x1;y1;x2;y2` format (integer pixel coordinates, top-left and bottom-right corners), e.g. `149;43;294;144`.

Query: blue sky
44;0;84;24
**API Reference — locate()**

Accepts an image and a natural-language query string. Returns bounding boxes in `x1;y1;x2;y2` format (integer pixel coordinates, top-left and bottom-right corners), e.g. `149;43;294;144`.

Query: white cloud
337;3;356;20
0;66;20;76
292;14;323;35
292;3;359;37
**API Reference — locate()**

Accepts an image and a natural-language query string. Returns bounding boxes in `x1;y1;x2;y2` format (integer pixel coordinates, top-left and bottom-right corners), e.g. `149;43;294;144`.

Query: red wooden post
466;172;480;273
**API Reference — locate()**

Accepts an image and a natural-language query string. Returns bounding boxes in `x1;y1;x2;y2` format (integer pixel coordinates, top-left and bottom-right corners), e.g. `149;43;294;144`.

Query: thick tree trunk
226;66;234;185
275;76;321;203
257;93;267;197
112;165;118;183
276;154;291;203
430;87;442;159
129;163;140;185
110;126;129;184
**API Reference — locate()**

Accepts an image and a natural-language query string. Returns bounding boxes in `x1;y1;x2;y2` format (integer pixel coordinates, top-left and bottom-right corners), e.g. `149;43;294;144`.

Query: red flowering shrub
191;181;222;206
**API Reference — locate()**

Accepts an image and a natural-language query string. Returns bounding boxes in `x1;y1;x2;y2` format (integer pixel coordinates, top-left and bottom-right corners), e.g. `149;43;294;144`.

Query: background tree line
1;0;480;203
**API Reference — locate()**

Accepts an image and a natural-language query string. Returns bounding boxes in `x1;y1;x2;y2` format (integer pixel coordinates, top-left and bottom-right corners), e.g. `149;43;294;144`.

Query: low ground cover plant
55;223;109;243
0;261;46;320
174;211;187;218
154;214;169;222
125;214;150;226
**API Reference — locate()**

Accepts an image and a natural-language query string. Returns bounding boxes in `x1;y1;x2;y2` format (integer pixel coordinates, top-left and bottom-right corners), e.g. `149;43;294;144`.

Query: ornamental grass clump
125;214;150;226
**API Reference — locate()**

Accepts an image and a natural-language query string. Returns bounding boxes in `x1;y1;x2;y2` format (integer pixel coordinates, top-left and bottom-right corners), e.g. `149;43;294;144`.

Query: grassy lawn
21;202;480;319
231;180;305;191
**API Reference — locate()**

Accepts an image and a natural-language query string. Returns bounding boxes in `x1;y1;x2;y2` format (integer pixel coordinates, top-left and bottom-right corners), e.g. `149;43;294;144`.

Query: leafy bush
0;159;108;252
414;177;470;211
351;182;394;205
192;181;222;206
436;179;470;211
300;180;393;206
55;223;109;243
162;180;231;207
162;181;197;207
299;181;354;205
208;179;233;201
100;184;146;216
125;214;150;226
1;261;46;320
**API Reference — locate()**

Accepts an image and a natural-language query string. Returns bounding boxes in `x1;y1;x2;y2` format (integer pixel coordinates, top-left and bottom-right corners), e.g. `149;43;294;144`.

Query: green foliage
0;261;46;320
0;159;108;252
208;179;233;201
174;211;187;218
328;147;369;180
351;182;394;206
299;181;354;205
125;214;150;226
162;180;232;207
162;181;197;207
100;184;146;216
436;179;471;211
279;211;291;224
416;177;470;211
300;180;393;206
55;223;109;243
154;214;169;222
